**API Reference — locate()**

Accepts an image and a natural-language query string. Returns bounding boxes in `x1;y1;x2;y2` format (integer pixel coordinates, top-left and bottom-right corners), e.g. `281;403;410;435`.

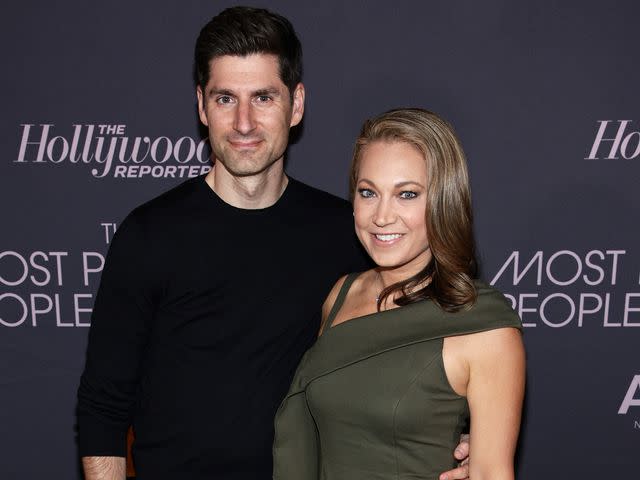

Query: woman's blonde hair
350;108;477;312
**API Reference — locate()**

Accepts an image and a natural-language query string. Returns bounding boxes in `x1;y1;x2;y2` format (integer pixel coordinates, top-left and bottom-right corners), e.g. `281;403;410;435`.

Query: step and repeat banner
2;1;638;478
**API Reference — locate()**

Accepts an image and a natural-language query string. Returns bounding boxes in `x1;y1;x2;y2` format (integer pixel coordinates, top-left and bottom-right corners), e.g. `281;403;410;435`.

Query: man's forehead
208;53;280;75
206;53;286;91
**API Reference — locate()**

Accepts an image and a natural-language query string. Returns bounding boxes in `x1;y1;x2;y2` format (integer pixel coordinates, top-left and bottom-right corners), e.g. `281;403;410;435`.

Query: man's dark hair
195;6;303;96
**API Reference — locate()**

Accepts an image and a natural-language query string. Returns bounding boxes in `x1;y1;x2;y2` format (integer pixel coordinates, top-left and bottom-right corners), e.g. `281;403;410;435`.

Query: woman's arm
466;327;525;480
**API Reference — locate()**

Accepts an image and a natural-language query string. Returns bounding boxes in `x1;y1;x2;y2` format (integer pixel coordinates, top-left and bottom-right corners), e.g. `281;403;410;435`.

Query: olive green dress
273;274;522;480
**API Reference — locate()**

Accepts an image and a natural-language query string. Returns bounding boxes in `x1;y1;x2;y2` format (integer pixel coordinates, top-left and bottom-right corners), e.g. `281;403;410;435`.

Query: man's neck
205;162;289;209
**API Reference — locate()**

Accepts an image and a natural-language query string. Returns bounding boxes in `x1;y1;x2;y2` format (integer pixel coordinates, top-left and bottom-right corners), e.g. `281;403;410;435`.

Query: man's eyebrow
254;87;282;97
207;87;282;97
208;88;234;97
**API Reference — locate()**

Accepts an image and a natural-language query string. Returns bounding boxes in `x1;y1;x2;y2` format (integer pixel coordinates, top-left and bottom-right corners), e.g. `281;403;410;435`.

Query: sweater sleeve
76;210;158;457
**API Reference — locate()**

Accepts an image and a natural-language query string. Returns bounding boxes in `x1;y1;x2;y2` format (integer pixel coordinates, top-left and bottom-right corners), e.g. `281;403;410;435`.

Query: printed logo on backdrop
490;249;640;328
0;223;117;328
15;124;212;178
586;120;640;160
618;375;640;430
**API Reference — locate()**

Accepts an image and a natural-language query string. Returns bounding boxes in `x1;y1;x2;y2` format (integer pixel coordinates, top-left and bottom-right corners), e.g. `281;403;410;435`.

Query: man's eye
399;191;418;199
256;95;272;103
358;188;375;198
216;96;234;104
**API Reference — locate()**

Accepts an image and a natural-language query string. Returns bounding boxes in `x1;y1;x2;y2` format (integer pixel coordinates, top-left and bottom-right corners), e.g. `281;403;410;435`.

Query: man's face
197;54;304;177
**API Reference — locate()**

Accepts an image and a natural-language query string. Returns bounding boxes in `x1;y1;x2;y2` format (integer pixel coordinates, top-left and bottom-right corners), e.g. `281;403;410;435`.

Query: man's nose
233;100;257;134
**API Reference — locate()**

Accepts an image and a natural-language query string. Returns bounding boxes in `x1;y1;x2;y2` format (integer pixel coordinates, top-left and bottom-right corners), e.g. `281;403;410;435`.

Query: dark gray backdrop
1;1;638;478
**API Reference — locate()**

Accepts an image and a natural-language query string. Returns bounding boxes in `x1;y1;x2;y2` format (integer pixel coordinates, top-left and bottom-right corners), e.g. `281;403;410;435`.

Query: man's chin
217;159;281;178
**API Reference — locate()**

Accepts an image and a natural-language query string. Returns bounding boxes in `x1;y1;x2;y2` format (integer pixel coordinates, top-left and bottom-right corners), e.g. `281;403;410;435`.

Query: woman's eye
358;188;375;198
399;191;418;199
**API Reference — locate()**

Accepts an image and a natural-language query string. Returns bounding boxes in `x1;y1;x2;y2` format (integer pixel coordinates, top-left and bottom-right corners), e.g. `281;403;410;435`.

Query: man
77;7;470;480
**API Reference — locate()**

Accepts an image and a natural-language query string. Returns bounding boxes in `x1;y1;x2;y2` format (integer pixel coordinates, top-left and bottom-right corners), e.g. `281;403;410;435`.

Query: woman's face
353;140;431;277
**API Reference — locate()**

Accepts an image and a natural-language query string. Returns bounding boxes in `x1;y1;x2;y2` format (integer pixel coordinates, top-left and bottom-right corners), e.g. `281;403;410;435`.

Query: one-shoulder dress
272;273;522;480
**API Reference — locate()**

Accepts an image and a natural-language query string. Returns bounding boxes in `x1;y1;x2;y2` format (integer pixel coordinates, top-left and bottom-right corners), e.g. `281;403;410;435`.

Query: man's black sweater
77;176;368;479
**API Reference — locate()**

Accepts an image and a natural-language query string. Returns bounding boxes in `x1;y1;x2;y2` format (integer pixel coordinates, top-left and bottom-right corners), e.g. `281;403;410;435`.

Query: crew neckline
197;174;295;214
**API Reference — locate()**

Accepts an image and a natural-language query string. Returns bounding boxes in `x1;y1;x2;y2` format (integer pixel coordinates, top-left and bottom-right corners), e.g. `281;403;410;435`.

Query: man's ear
290;83;305;127
196;86;209;127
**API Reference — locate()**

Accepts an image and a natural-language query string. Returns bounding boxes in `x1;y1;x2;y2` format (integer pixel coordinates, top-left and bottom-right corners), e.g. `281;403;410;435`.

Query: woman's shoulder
446;282;524;375
467;280;522;330
319;270;374;334
431;280;522;339
328;270;375;301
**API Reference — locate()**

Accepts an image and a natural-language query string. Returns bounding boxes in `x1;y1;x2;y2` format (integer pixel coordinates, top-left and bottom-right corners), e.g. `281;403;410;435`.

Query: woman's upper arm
466;327;525;480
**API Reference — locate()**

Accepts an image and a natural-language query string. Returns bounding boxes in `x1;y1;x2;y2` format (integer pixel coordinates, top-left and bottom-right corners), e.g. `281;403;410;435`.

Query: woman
273;108;525;480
